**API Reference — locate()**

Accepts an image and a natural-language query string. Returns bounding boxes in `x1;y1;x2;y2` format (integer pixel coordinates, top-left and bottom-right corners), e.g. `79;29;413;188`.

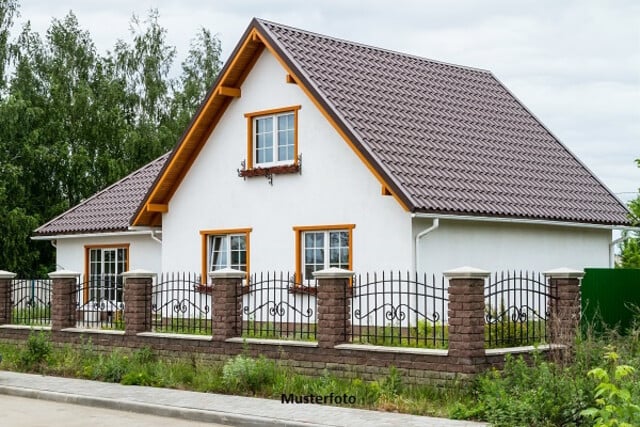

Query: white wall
414;217;612;274
55;233;162;279
162;49;411;275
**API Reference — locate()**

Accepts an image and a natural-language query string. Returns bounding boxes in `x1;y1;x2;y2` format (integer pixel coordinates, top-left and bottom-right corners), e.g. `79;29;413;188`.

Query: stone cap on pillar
312;267;355;279
48;270;81;279
121;269;157;280
0;270;17;279
208;268;246;279
543;268;584;279
443;266;491;280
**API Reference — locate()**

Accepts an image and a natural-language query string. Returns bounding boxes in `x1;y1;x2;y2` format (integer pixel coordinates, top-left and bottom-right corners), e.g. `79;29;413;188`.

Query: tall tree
170;27;222;133
0;7;222;275
618;159;640;268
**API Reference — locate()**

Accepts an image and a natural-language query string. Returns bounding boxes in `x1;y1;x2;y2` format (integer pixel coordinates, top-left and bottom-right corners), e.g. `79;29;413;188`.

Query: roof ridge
255;17;493;75
34;152;171;234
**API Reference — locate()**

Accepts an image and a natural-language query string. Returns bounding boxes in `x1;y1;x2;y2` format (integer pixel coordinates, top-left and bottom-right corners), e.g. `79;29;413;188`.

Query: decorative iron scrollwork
243;301;314;318
354;303;441;324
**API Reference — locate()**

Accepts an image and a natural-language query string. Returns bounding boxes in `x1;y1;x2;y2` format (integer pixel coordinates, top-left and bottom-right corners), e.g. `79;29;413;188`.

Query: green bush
468;352;595;426
222;354;279;394
18;331;52;371
581;349;640;426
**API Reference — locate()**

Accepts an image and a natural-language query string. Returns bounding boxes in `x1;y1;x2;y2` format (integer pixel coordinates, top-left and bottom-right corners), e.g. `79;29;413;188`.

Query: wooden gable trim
132;21;410;227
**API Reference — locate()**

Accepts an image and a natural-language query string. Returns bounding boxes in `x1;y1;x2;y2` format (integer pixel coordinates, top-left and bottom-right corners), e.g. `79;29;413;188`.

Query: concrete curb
0;385;328;427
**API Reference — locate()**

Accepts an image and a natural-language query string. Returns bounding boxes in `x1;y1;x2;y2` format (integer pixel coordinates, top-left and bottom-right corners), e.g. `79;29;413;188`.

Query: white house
34;18;631;301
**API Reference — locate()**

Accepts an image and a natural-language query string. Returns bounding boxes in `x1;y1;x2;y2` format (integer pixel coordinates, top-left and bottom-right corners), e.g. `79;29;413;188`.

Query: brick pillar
0;270;17;325
314;267;354;348
445;266;490;374
209;268;245;341
122;269;155;335
544;268;583;346
49;270;80;331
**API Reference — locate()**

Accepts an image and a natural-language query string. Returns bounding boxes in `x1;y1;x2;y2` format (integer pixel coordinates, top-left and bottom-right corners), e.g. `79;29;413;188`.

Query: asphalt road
0;395;230;427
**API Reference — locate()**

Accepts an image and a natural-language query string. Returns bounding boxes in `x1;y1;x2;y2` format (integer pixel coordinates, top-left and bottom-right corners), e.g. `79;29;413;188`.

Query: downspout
150;230;162;244
610;234;631;268
50;239;57;248
413;217;439;273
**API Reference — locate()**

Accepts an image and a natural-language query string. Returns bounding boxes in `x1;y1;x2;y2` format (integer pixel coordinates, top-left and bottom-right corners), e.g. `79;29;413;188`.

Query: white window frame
301;229;350;282
88;247;127;303
208;233;247;273
253;111;296;166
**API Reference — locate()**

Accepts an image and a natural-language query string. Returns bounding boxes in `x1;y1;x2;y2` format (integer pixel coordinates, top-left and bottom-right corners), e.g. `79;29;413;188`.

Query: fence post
314;267;354;348
122;269;156;335
0;270;17;325
49;270;80;331
209;268;245;341
444;266;490;374
544;268;583;346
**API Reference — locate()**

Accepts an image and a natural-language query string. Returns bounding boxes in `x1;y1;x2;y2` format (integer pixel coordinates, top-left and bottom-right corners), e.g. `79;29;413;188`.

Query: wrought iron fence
485;270;555;347
150;272;211;335
74;278;125;329
239;272;316;341
10;279;51;326
350;272;448;348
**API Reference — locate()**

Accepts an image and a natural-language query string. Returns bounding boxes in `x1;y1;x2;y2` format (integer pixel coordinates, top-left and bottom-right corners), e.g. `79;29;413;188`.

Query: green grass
152;316;211;335
10;305;51;326
241;320;317;341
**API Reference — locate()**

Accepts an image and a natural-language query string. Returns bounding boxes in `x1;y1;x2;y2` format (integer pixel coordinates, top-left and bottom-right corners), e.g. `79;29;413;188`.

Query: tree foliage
0;4;221;275
618;159;640;269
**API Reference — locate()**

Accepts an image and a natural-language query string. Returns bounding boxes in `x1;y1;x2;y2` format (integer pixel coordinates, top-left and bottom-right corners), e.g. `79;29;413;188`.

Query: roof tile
34;153;169;235
259;19;629;225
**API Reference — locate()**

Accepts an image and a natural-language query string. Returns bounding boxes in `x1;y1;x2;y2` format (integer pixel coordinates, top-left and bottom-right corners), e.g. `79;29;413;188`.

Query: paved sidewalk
0;371;487;427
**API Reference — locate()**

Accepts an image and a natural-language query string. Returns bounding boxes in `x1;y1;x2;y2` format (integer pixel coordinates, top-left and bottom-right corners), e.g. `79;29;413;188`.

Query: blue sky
18;0;640;203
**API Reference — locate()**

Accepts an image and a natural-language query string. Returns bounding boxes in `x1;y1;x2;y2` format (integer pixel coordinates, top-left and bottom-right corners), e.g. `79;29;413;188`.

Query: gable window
200;228;251;282
84;244;129;304
293;224;354;284
245;106;300;168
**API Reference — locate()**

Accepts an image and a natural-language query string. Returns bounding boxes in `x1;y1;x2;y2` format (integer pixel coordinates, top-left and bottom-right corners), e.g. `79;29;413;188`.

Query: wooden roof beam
147;203;168;213
218;86;241;97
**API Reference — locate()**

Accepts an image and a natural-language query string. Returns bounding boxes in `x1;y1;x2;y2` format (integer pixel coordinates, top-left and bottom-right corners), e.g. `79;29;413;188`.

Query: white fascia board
411;212;640;232
31;230;157;240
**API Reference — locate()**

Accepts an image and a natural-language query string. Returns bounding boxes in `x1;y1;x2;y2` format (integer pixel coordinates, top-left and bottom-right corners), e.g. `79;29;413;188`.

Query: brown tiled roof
34;153;170;236
257;19;630;225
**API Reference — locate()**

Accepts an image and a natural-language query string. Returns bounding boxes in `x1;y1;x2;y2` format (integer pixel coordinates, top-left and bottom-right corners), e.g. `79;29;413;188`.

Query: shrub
472;353;594;426
581;349;640;426
222;355;279;394
18;331;52;372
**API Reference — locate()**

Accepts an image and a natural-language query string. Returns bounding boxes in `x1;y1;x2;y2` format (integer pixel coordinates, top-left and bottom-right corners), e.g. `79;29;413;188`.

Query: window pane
210;236;227;271
276;113;294;162
230;235;245;250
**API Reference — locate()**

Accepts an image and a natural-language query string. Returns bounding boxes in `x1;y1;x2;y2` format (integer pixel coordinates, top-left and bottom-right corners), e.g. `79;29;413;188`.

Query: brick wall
0;267;582;385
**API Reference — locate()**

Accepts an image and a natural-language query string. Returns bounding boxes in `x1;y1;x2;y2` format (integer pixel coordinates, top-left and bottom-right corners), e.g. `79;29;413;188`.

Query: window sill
237;155;302;185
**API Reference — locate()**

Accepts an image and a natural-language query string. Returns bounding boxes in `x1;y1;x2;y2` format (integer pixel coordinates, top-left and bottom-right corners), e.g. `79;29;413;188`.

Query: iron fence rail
10;279;51;326
350;272;448;348
239;271;316;341
73;279;125;330
151;272;211;335
484;270;555;347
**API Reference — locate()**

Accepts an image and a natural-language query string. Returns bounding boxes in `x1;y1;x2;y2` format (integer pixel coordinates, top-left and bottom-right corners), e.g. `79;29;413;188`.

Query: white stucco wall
162;49;411;275
55;233;162;278
414;218;612;274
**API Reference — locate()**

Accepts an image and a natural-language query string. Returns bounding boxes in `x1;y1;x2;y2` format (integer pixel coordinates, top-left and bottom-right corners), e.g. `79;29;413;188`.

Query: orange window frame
244;105;301;169
293;224;355;284
200;228;252;283
83;243;130;303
